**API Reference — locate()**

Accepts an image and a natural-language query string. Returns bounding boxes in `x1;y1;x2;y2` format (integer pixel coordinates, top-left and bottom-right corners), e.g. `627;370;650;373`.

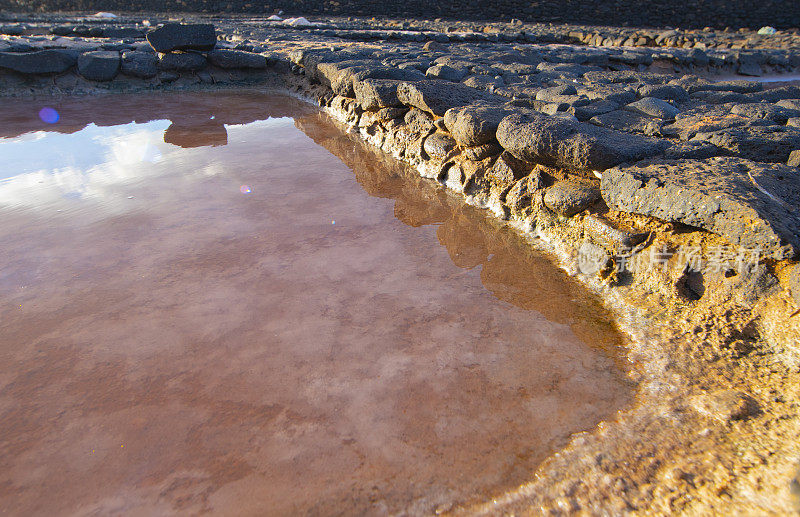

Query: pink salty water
0;92;632;515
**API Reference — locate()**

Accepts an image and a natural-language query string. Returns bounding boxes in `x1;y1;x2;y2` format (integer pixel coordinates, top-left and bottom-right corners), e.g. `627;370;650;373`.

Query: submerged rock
601;157;800;258
146;23;216;53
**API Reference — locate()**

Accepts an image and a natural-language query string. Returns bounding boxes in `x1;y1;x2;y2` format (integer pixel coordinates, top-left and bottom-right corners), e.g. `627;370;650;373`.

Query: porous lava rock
77;51;120;81
0;49;78;74
146;23;216;53
497;111;664;171
601;157;800;258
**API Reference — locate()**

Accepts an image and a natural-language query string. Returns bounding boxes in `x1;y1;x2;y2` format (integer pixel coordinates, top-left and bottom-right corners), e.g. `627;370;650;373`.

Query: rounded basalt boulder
121;50;158;79
497;111;664;171
625;97;680;120
146;23;216;53
354;79;403;110
397;80;495;117
443;103;512;147
77;51;120;81
158;52;207;72
422;132;456;160
425;64;468;82
543;180;600;216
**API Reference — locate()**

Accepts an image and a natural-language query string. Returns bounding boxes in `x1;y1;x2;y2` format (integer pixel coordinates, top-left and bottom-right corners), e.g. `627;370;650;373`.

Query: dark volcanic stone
350;67;425;94
121;50;158;78
426;64;468;82
544;180;600;216
208;49;266;69
625;97;679;120
397;80;497;116
443;102;513;147
158;52;208;72
422;132;456;160
730;103;800;124
577;84;636;105
691;125;800;163
663;141;725;160
0;49;78;74
505;170;545;215
570;99;620;121
318;61;424;97
747;86;800;103
496;111;664;171
404;108;435;135
315;60;373;92
355;79;403;110
462;75;504;90
601;157;800;258
146;23;216;53
463;143;503;161
487;151;530;190
0;25;24;36
590;109;660;134
637;84;688;102
77;51;120;81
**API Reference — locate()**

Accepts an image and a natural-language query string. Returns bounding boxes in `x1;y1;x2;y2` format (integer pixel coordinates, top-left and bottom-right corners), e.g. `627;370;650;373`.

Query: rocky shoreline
3;1;800;30
2;14;800;514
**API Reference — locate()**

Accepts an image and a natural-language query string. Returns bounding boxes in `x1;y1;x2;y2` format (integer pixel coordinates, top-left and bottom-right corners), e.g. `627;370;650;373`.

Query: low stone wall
2;20;800;513
2;0;800;30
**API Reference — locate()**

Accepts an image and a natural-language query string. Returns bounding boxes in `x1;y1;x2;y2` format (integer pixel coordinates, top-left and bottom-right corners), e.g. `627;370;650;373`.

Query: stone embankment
3;0;800;29
2;15;800;514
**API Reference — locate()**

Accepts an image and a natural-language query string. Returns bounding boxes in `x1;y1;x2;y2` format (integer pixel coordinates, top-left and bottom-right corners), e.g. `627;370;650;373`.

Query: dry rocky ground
2;12;800;515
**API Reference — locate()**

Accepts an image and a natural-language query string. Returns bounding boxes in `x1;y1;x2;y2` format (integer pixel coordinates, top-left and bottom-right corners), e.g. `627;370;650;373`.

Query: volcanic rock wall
2;0;799;30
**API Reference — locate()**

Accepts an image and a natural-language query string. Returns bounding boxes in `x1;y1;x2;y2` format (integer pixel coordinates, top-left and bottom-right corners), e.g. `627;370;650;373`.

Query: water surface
0;92;632;515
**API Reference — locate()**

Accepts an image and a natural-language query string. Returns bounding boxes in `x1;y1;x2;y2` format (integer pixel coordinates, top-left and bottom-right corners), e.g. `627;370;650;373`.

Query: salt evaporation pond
0;91;633;515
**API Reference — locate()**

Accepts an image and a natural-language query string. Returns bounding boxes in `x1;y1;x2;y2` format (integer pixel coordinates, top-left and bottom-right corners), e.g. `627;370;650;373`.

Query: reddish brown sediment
0;93;632;515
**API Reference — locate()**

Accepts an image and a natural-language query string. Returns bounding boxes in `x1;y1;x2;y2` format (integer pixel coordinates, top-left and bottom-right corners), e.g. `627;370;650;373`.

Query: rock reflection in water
163;119;228;148
0;92;632;516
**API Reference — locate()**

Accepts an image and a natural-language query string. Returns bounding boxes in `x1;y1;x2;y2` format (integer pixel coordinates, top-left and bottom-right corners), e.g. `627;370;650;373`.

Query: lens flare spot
240;185;251;194
38;107;60;124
